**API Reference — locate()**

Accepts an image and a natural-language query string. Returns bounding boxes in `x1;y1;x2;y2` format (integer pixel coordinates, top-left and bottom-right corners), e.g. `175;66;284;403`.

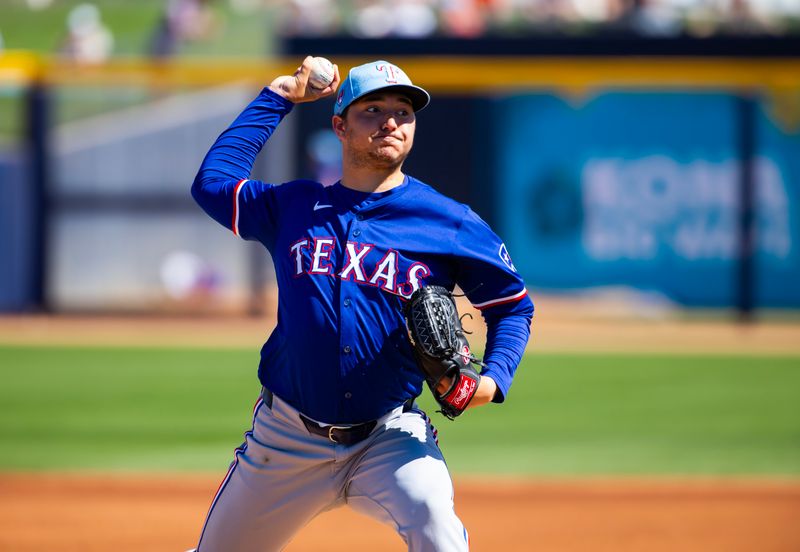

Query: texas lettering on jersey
289;236;431;299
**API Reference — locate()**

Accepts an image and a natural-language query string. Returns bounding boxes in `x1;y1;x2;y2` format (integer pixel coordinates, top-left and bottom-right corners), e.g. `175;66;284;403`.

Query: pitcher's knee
402;498;468;552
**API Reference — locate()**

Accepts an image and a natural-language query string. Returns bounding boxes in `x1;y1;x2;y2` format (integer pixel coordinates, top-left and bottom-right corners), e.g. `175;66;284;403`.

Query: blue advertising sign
491;93;800;307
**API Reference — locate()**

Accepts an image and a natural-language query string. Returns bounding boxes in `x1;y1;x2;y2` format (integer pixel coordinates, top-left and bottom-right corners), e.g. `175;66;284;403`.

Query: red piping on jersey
232;179;248;237
473;289;528;311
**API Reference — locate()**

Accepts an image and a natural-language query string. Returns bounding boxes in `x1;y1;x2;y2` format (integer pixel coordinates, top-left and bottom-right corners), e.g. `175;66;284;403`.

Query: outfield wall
490;91;800;307
1;54;799;312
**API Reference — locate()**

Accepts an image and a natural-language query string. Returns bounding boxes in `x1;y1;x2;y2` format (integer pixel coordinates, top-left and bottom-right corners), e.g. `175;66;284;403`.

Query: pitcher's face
333;92;416;170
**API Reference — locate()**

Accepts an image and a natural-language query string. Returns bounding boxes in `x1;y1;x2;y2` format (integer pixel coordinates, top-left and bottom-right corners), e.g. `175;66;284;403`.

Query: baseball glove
403;285;484;420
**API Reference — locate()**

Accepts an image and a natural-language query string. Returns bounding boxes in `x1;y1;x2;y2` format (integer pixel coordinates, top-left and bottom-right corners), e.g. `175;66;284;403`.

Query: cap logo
376;64;399;84
337;88;344;105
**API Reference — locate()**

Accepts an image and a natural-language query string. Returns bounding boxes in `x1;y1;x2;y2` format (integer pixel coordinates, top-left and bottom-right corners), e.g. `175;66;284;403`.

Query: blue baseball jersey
193;88;534;424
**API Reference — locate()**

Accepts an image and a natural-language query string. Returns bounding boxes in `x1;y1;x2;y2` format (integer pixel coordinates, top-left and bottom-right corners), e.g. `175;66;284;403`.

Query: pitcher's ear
332;115;346;138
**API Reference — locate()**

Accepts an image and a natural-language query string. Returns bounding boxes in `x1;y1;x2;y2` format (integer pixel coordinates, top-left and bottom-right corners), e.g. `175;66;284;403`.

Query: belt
261;387;413;447
299;415;377;446
261;387;376;446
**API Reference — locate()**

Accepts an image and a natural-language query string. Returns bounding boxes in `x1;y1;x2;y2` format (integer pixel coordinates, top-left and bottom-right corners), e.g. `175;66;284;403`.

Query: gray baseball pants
193;388;469;551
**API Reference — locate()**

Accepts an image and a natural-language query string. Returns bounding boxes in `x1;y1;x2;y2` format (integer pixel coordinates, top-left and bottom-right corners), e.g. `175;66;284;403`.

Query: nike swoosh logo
313;201;333;211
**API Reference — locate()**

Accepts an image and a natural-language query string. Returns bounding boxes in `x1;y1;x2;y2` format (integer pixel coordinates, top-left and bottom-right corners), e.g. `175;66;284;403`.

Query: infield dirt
2;473;800;552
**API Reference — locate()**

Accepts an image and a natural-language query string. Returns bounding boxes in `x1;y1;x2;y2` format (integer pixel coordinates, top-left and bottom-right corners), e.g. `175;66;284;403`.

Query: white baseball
308;57;335;90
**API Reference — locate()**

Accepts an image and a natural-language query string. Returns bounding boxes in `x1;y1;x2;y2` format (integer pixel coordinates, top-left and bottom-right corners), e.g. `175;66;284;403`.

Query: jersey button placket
338;213;363;420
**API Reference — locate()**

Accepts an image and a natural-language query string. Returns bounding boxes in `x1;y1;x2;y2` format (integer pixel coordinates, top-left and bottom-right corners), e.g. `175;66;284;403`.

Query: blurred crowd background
276;0;800;39
1;0;799;66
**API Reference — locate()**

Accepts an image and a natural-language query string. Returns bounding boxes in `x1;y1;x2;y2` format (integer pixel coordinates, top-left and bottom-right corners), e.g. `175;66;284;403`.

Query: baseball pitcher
189;56;534;552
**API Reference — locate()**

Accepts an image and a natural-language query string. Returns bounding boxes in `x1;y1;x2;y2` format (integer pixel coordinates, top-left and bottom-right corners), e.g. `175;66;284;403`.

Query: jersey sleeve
453;207;534;402
453;208;530;312
191;87;294;248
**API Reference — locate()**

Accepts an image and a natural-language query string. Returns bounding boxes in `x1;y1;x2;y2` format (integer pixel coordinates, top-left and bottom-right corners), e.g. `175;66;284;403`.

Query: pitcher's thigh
346;414;469;552
197;454;333;552
196;403;338;552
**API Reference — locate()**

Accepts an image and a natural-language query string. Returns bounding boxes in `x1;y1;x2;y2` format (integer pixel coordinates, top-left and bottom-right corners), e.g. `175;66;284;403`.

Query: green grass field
1;345;798;476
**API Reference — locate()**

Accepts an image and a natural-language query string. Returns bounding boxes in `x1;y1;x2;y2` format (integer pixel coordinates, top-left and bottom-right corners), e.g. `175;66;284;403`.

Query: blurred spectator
347;0;394;38
616;0;683;36
279;0;340;37
392;0;439;37
721;0;773;34
60;3;114;64
682;0;725;36
722;0;792;35
149;0;219;58
347;0;438;38
518;0;580;30
441;0;487;37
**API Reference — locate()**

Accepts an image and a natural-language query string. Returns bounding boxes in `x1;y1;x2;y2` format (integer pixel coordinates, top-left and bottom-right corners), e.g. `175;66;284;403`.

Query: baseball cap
334;60;430;116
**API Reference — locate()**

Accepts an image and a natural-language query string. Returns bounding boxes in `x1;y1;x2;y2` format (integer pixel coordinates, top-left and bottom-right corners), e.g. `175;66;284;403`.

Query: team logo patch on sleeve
498;243;517;272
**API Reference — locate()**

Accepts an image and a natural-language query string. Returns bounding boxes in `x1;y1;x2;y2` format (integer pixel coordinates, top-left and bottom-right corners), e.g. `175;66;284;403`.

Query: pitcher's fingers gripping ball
308;57;335;89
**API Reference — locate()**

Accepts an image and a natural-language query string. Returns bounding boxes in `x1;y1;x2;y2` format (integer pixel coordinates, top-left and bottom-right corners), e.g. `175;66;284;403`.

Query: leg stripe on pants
196;396;264;551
